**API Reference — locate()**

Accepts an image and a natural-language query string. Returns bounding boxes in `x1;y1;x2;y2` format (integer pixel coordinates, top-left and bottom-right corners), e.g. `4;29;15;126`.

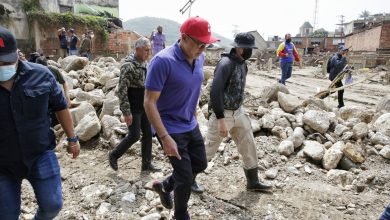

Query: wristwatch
66;136;79;143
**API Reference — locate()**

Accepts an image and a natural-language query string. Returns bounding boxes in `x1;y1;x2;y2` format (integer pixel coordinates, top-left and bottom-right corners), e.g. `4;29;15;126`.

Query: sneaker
108;151;118;171
191;181;205;194
141;164;161;172
152;181;173;209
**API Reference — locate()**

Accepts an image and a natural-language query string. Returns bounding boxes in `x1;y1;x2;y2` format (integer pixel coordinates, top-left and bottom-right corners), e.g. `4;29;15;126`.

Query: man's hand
161;135;181;160
67;141;80;159
218;118;228;137
124;114;133;126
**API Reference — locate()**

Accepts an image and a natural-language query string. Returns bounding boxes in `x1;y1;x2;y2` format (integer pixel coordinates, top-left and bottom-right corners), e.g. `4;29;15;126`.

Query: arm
276;42;288;58
149;31;154;41
62;82;71;107
293;46;300;62
56;109;80;159
144;90;181;159
116;63;133;125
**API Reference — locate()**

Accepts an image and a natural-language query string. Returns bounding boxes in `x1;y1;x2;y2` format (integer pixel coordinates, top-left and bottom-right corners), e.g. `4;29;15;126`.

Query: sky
118;0;390;40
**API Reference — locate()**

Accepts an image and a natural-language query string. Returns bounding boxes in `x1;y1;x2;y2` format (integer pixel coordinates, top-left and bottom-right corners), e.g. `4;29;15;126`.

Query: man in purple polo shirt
149;25;166;56
144;16;219;220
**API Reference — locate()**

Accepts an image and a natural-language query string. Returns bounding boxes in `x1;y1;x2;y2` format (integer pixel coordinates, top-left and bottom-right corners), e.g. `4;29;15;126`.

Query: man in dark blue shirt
328;45;348;108
68;28;78;56
0;26;80;220
57;27;68;58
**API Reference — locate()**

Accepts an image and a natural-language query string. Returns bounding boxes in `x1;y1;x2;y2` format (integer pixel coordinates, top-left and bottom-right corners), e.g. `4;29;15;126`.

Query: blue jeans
160;126;207;220
0;151;63;220
279;62;293;85
69;49;78;56
380;203;390;220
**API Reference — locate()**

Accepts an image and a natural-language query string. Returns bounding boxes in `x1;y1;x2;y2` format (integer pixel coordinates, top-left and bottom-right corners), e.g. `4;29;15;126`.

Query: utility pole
336;15;345;43
179;0;196;18
313;0;319;30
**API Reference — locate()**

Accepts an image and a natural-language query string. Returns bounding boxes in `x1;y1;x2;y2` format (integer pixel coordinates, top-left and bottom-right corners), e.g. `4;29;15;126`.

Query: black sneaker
108;151;118;171
191;181;205;194
152;181;173;209
141;164;161;172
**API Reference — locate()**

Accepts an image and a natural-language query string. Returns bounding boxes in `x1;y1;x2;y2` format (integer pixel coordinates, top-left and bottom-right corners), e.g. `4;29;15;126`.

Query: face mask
241;48;252;60
90;34;94;38
0;64;17;82
286;39;292;43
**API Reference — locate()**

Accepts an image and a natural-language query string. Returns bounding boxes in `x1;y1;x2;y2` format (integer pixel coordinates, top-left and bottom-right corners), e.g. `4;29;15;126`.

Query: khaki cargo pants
205;107;258;169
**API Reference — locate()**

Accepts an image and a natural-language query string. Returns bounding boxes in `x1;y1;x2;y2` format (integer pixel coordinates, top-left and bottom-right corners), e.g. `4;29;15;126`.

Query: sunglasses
186;34;208;50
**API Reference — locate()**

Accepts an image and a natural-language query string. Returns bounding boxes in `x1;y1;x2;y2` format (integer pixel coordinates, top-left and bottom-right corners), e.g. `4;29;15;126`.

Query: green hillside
123;16;233;48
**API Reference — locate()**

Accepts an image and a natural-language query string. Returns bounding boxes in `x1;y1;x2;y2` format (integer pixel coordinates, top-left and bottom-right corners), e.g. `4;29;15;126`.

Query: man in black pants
108;37;159;172
328;45;348;108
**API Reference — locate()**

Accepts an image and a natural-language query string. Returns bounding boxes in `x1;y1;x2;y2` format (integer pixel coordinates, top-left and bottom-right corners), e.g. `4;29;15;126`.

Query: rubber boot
191;174;205;194
244;168;272;192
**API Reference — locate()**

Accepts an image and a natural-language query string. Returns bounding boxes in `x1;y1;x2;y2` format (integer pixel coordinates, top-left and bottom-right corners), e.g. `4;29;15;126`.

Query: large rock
339;106;375;123
373;113;390;136
277;92;301;113
64;56;89;72
278;140;294;156
262;114;275;129
258;83;290;103
290;127;305;148
326;169;354;187
376;95;390;112
352;122;369;140
75;89;105;107
303;140;325;161
302;96;331;112
322;141;344;170
303;110;331;134
379;146;390;159
334;124;350;136
70;101;96;126
371;132;390;146
342;142;365;163
75;112;101;142
99;97;120;119
100;115;122;139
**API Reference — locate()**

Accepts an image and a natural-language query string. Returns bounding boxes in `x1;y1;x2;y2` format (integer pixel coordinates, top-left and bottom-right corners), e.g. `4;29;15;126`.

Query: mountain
123;16;233;48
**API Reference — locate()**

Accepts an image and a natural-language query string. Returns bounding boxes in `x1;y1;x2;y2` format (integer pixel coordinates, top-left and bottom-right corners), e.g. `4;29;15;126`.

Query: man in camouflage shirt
108;37;160;172
195;33;272;192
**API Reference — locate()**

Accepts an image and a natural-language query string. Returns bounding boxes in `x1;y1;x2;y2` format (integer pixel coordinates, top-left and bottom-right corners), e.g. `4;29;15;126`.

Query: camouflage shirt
116;53;148;116
210;49;247;119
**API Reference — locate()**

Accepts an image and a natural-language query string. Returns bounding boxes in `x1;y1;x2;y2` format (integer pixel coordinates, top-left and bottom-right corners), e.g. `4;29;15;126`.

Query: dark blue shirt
0;61;67;179
145;41;204;134
59;34;68;49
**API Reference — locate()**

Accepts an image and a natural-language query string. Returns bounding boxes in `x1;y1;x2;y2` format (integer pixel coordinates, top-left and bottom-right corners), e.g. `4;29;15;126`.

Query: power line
313;0;319;30
179;0;196;18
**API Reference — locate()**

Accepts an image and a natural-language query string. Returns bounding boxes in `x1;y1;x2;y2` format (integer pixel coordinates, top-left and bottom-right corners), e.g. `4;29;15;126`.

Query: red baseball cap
0;26;17;63
180;16;219;44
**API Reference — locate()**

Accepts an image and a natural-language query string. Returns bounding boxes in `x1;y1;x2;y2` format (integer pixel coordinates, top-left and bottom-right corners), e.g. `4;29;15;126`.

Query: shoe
244;168;272;192
141;164;161;172
152;181;173;209
108;151;118;171
191;181;205;194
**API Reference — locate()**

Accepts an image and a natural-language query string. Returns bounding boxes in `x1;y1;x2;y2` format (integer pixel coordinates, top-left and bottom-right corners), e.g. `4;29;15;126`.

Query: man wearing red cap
0;26;80;220
144;16;219;220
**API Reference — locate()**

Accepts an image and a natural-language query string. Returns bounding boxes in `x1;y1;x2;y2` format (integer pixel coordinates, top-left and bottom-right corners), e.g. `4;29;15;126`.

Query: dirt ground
20;66;390;220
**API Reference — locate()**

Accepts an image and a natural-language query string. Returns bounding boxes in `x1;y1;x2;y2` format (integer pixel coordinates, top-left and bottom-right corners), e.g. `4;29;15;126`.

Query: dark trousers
111;111;153;167
380;203;390;220
335;80;344;107
161;126;207;220
280;62;293;85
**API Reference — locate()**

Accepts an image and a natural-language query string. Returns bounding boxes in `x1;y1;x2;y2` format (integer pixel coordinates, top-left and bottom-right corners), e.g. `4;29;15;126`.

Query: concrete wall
75;0;118;7
345;25;382;51
0;1;29;41
40;0;60;12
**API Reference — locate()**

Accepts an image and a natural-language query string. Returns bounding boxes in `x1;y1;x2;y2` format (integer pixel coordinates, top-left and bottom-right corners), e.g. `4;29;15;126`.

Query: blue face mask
0;64;17;82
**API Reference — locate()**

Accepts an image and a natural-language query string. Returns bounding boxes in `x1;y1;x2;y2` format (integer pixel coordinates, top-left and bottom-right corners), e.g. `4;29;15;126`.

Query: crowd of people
0;15;389;220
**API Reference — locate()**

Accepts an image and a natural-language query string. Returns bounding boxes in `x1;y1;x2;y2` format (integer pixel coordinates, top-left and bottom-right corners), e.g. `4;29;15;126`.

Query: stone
265;168;278;179
326;169;354;187
322;141;344;170
352;122;369;140
99;97;119;119
339;106;366;121
75;112;101;142
303;110;331;134
373;113;390;136
140;213;161;220
334;124;350;137
278;140;294;156
342;143;365;163
101;115;122;139
303;140;325;161
96;202;111;215
341;132;353;141
338;156;358;170
122;192;136;203
277;92;301;113
262;114;275;129
371;132;390;146
70;101;95;126
376;95;390;112
379;146;390;159
290;127;305;148
258;83;290;103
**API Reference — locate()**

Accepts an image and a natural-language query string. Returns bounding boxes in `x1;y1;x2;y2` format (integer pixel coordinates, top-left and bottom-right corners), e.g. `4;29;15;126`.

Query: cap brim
198;35;220;44
231;42;258;49
0;51;18;63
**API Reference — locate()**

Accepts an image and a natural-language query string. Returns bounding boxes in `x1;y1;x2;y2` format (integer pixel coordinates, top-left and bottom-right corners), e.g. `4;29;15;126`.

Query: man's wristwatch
66;136;79;143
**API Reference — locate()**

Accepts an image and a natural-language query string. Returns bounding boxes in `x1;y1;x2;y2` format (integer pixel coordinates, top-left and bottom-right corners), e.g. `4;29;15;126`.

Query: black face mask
241;48;252;60
286;39;292;43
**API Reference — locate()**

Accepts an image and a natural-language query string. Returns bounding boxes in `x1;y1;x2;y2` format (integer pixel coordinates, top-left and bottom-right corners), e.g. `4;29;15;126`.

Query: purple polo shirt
152;33;166;55
145;41;204;134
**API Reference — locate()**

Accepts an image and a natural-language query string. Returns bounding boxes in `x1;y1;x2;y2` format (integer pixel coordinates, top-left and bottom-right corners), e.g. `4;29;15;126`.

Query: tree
359;10;370;21
310;28;329;37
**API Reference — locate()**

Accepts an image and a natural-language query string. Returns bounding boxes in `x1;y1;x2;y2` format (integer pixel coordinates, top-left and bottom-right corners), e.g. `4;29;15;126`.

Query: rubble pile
19;58;390;219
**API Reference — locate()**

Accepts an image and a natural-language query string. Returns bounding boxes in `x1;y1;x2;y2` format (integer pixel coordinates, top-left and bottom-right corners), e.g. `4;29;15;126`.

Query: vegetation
359;10;370;21
310;28;329;37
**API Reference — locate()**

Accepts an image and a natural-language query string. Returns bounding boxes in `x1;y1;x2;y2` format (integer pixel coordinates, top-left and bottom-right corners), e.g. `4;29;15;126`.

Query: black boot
108;151;118;171
191;174;205;193
244;168;272;192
